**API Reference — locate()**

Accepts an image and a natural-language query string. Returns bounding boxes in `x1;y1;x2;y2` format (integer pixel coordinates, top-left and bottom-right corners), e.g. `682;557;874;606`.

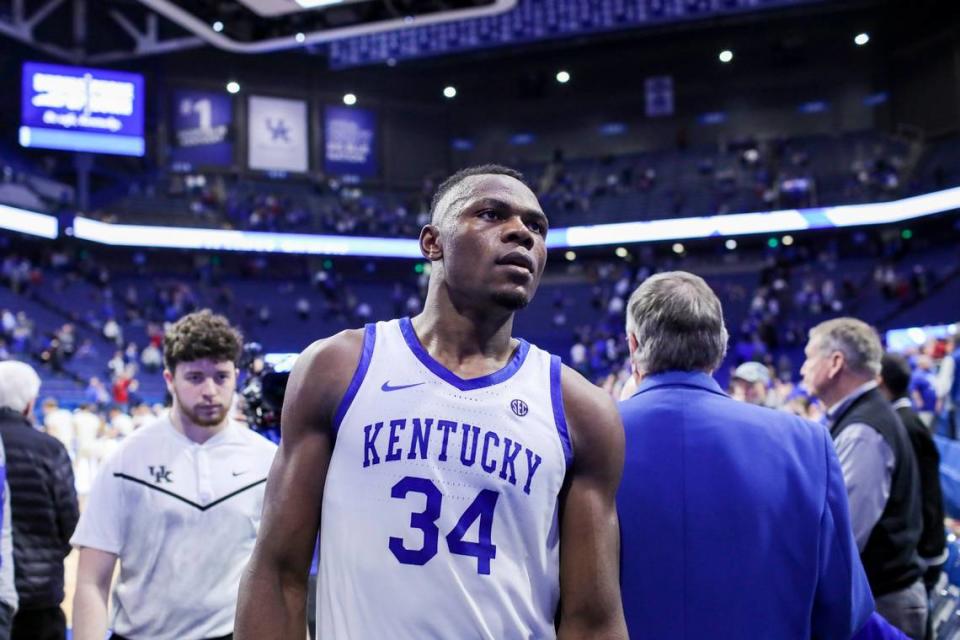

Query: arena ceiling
0;0;515;62
0;0;852;65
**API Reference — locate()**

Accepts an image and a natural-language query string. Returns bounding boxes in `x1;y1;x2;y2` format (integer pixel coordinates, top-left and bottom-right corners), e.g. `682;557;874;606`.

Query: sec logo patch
510;399;529;417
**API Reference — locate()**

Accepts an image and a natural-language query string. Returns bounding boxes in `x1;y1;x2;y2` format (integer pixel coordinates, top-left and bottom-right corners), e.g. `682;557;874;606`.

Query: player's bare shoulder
558;363;625;467
283;328;367;434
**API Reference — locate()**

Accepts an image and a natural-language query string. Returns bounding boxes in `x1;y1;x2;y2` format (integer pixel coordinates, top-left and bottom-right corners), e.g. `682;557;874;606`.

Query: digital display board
19;62;145;157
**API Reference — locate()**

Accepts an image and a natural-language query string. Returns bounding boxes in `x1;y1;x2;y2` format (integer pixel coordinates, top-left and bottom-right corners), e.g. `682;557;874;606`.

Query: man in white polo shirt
71;310;277;640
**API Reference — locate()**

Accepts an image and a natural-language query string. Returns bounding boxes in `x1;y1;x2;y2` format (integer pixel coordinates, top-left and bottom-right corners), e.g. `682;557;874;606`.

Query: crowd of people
1;161;959;639
70;130;920;239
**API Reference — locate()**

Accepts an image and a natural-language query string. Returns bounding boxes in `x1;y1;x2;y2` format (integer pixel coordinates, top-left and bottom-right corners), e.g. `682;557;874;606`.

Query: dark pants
0;601;13;640
11;607;65;640
308;573;317;640
111;635;232;640
875;579;928;640
923;564;944;640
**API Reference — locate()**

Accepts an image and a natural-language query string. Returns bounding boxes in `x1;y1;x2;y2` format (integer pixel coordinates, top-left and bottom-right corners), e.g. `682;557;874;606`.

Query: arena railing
4;184;960;257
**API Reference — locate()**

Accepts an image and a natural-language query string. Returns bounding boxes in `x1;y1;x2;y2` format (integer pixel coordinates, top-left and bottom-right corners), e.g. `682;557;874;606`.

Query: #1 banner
170;89;233;168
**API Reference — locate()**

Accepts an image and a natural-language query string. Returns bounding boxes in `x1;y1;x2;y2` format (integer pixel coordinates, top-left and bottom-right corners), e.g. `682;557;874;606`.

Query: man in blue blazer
617;271;874;639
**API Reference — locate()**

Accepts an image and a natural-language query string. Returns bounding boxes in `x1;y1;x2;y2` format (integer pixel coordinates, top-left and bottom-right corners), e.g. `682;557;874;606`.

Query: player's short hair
626;271;728;375
0;360;42;413
808;317;882;377
429;164;527;225
163;310;243;373
880;352;911;399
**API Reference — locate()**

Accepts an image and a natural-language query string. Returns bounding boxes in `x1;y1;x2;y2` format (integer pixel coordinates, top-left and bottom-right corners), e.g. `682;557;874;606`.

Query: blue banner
324;106;377;178
19;61;145;157
645;76;674;118
170;89;233;168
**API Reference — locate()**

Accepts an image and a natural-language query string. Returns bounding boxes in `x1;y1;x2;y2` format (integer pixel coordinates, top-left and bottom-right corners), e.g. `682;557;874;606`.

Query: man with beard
236;165;627;639
71;310;277;640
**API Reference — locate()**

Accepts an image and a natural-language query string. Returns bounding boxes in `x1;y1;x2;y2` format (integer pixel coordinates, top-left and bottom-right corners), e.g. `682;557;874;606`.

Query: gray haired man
0;360;77;640
0;428;17;640
618;272;872;638
801;317;925;639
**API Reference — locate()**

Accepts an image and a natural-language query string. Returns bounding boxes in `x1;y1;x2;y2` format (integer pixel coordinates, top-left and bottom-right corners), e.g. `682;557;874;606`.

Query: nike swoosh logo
381;381;425;392
232;470;249;477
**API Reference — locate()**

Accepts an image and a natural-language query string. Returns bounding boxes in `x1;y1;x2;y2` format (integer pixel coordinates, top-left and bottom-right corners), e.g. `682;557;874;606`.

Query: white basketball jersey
317;318;572;639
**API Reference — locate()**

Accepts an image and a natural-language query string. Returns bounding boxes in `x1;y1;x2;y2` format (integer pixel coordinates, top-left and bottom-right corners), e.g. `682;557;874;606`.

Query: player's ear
163;368;175;393
420;224;443;261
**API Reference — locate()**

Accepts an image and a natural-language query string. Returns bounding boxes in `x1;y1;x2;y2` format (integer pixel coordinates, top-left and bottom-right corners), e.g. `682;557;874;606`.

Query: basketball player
236;165;627;639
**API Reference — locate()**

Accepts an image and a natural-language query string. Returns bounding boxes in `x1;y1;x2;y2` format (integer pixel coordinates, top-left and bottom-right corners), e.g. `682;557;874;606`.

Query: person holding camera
71;310;277;640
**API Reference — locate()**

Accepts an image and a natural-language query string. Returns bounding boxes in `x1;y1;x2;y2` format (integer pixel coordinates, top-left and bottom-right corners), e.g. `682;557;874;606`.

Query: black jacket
894;400;947;563
0;407;78;609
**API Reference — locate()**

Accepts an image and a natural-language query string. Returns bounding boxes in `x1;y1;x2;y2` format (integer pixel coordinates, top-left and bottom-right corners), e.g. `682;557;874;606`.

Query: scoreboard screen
19;61;145;157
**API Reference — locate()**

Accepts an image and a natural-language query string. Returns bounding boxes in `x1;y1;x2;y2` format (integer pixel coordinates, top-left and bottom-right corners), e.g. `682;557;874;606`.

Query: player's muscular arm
235;329;363;640
556;365;628;640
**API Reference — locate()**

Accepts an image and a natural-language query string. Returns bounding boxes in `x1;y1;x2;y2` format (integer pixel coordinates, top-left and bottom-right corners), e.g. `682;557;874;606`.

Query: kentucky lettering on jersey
361;417;544;495
317;318;573;640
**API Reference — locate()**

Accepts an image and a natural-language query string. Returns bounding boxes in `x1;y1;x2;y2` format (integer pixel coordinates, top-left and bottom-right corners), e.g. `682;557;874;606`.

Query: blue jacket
851;613;909;640
617;371;873;639
952;347;960;407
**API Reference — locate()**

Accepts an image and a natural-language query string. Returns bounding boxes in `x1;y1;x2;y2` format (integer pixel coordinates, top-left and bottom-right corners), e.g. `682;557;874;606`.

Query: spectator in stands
71;405;101;496
0;257;30;295
0;311;13;341
123;341;138;365
73;339;97;362
10;314;31;355
908;355;937;428
111;372;132;410
107;407;134;438
140;342;162;373
83;377;109;410
936;337;959;439
126;379;144;409
53;324;75;360
38;338;65;373
40;399;73;455
729;361;772;407
801;318;925;639
102;319;121;347
71;310;277;640
880;354;947;610
106;350;124;380
130;404;153;430
295;297;310;321
0;361;78;640
618;271;873;638
0;432;18;640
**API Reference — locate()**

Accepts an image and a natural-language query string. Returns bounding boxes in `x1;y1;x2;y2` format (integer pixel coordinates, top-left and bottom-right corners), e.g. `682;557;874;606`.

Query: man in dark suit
618;271;873;639
802;319;926;639
879;353;946;593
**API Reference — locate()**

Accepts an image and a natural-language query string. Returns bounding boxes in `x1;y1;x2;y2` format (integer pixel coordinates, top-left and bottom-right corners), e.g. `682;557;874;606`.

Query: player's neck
170;407;228;444
411;304;516;366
